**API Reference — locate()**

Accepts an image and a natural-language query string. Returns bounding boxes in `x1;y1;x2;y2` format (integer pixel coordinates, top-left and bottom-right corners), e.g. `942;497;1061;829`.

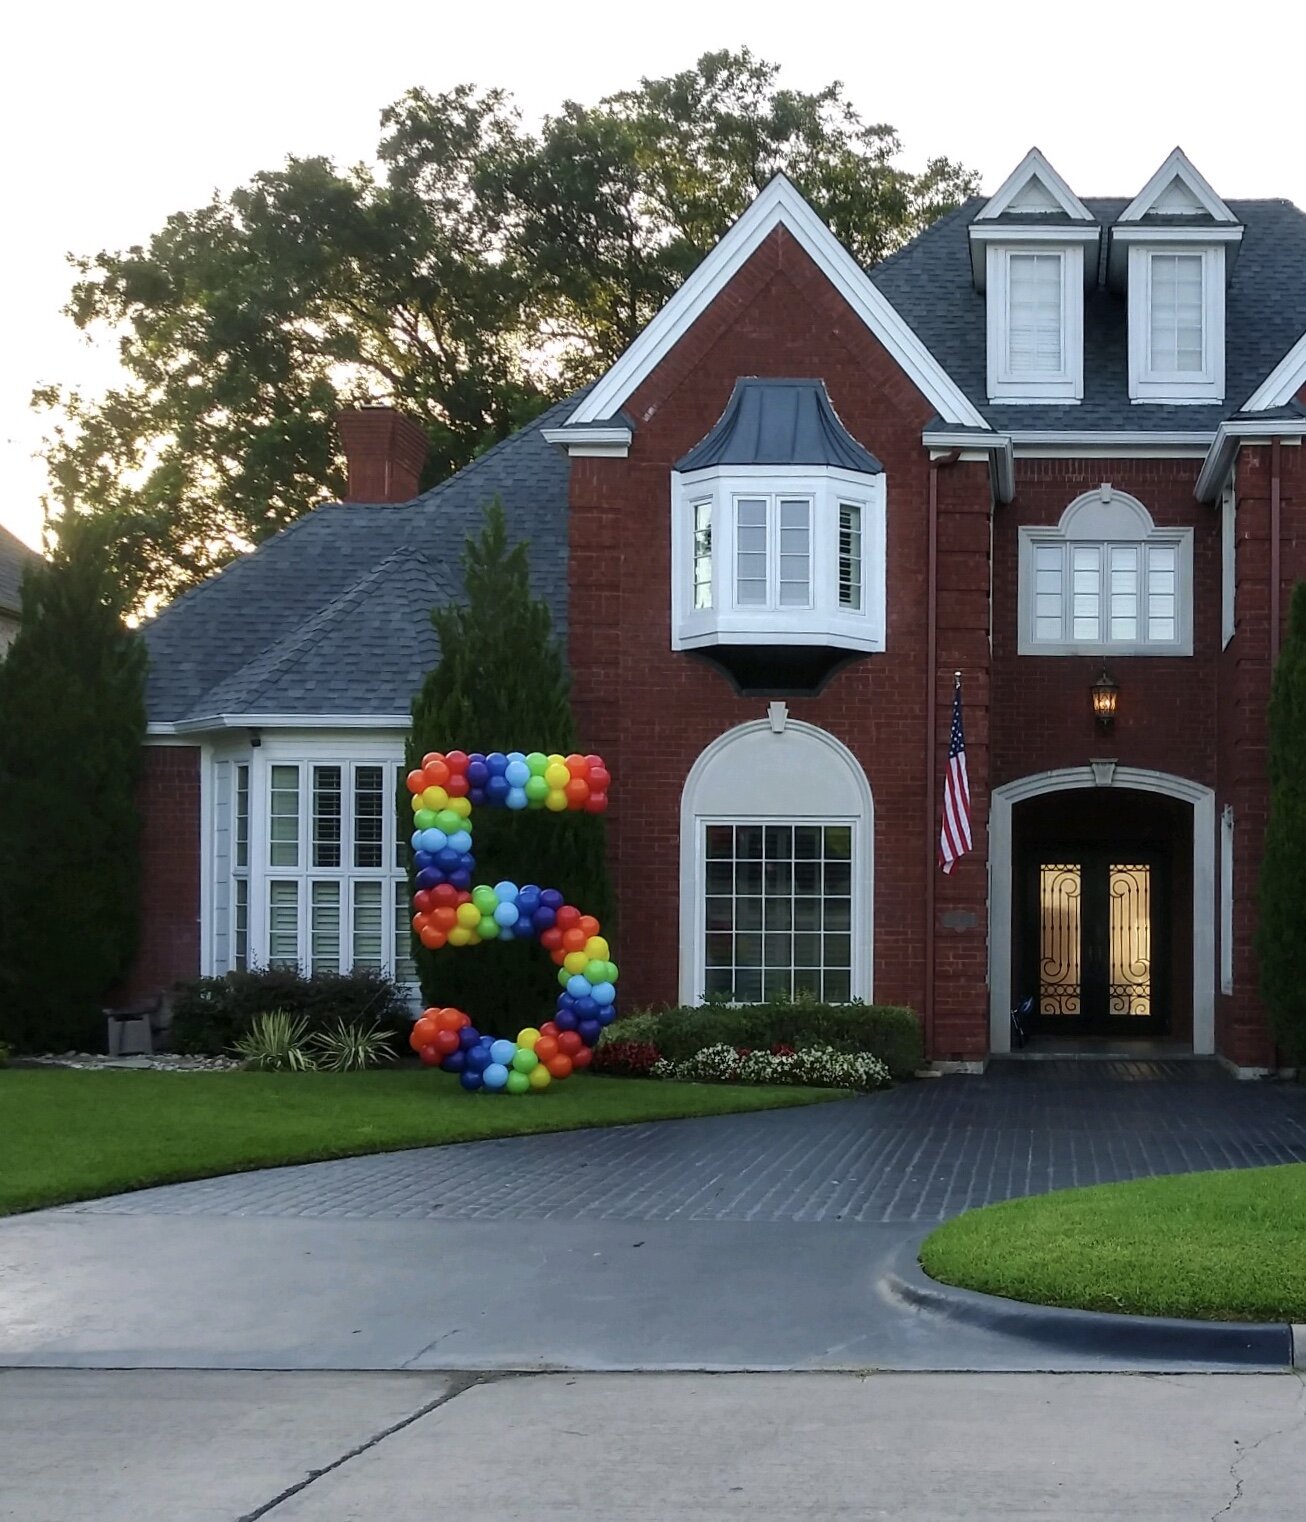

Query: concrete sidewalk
3;1370;1303;1521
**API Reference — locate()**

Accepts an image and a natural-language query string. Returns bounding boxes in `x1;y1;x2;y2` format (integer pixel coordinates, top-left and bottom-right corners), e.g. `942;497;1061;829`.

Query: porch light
1091;669;1119;731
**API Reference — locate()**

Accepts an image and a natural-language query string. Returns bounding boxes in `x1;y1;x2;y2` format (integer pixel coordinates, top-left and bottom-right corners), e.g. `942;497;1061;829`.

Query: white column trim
988;765;1216;1056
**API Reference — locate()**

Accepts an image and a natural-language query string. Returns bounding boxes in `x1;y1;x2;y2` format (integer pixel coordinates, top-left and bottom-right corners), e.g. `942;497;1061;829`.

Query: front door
1020;848;1169;1037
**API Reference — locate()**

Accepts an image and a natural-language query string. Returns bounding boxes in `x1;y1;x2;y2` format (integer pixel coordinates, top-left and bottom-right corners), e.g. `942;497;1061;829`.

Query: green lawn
919;1163;1306;1322
0;1067;842;1217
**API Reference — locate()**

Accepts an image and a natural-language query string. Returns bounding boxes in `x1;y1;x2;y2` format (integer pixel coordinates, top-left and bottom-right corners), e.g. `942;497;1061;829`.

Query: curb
881;1245;1296;1368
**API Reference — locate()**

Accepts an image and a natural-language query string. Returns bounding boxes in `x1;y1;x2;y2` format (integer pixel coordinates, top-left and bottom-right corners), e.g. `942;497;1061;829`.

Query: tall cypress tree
1257;581;1306;1061
0;521;147;1050
405;503;612;1026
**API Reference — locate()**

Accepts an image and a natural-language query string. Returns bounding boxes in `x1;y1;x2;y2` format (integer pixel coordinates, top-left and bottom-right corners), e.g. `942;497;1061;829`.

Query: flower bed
651;1042;890;1091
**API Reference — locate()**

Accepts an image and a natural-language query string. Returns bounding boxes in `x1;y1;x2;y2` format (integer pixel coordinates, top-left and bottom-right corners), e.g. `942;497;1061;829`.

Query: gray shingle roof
676;378;883;473
870;196;1306;431
143;393;576;724
0;524;37;618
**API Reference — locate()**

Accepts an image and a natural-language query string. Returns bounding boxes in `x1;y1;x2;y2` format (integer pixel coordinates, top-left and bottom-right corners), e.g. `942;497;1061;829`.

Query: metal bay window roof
675;379;883;475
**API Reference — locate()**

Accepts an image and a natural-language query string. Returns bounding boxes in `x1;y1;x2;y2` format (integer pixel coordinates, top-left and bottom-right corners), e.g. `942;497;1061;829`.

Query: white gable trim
1243;329;1306;411
1118;148;1238;224
973;148;1095;223
568;175;987;431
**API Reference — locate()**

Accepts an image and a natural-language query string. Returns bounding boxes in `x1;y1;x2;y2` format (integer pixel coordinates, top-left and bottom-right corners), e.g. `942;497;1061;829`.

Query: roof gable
564;174;987;432
1118;149;1238;224
973;148;1095;223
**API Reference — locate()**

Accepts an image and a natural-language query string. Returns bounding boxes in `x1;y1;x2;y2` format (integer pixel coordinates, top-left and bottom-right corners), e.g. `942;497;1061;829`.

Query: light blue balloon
410;829;425;851
567;974;591;1000
447;829;473;854
591;981;616;1006
482;1062;509;1091
493;881;519;902
504;759;530;787
493;901;520;927
498;925;516;940
489;1039;518;1066
506;750;526;765
421;828;447;853
506;786;528;810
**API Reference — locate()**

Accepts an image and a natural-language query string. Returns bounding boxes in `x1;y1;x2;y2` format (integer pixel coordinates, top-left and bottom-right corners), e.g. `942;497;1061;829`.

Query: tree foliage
0;523;147;1051
37;50;978;609
405;504;612;1028
1257;582;1306;1060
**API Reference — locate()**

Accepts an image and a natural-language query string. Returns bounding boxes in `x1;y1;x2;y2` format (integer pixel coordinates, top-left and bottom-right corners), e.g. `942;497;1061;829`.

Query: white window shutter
1007;254;1064;374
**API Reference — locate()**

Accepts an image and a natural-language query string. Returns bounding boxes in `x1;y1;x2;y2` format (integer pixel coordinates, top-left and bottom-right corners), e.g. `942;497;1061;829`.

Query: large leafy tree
38;50;978;609
0;522;147;1051
405;503;613;1028
1256;582;1306;1061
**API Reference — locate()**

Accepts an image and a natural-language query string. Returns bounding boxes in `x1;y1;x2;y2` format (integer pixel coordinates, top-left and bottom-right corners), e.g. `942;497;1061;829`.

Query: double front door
1020;847;1168;1036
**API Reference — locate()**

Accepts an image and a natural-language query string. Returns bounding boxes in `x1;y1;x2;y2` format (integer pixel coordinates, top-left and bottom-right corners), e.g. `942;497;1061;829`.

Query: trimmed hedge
170;968;413;1056
602;1001;922;1078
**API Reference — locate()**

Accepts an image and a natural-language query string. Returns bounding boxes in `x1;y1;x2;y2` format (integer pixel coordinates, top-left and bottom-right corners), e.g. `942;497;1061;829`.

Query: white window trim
1220;805;1234;995
1017;486;1194;656
670;464;886;654
1221;478;1236;649
986;243;1084;403
1128;243;1225;403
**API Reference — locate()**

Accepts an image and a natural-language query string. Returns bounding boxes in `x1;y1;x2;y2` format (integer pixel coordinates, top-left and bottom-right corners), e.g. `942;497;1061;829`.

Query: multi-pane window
1148;253;1204;375
234;758;415;982
702;822;854;1004
692;500;712;610
838;502;863;611
734;496;812;610
1007;252;1063;375
1030;539;1182;648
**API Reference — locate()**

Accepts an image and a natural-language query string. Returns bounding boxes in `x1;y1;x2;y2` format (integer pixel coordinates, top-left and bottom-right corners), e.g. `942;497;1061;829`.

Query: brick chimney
335;407;429;503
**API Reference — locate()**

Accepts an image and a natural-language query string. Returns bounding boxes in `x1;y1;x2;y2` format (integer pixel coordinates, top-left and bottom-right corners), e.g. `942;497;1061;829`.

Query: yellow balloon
563;951;589;975
516;1027;541;1050
455;902;481;928
545;789;568;812
410;794;423;812
447;925;472;947
544;762;570;790
527;1065;552;1090
421;785;448;811
546;752;566;768
449;795;472;819
584;936;609;961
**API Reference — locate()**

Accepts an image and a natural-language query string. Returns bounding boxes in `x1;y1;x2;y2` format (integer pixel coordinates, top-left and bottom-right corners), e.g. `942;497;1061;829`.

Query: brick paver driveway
68;1058;1306;1225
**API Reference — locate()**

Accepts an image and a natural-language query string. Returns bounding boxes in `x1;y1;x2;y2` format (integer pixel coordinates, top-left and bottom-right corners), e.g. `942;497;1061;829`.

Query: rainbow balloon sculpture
404;748;614;1094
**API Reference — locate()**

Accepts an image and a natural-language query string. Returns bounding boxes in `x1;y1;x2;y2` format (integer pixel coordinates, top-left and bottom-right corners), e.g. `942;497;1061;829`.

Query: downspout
925;450;961;1060
1271;438;1282;664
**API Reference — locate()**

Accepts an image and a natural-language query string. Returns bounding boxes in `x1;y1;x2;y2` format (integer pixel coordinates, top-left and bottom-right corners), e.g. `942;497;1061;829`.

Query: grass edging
918;1163;1306;1324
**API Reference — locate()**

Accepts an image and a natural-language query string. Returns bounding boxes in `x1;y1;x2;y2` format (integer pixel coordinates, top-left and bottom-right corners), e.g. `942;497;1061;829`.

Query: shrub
171;967;411;1055
652;1042;891;1092
310;1020;398;1072
588;1039;661;1077
232;1011;317;1071
599;1000;921;1077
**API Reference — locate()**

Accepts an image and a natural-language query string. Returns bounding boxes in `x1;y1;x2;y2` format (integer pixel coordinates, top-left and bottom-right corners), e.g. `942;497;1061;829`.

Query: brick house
0;524;35;654
134;148;1306;1073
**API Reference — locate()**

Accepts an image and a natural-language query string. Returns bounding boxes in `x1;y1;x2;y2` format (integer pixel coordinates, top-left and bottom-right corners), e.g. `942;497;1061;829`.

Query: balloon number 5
404;750;615;1094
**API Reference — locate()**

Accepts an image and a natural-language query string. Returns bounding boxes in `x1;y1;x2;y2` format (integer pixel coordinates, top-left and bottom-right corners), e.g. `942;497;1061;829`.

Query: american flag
938;677;972;875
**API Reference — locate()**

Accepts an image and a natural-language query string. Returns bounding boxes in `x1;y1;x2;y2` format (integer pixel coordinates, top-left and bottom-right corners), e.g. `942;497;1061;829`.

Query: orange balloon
410;1016;440;1048
424;757;450;787
561;927;587;953
564;776;590;806
546;1054;574;1079
418;925;446;950
432;905;457;932
550;947;567;966
534;1035;559;1062
565;753;588;778
577;916;600;940
405;769;427;795
435;1007;463;1031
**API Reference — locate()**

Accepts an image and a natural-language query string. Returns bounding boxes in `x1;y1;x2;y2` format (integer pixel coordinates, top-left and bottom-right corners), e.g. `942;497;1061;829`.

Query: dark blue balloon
597;1005;616;1025
517;887;542;915
413;850;434;871
575;995;598;1019
415;867;440;890
555;1007;578;1032
459;1069;484;1092
441;1050;466;1073
464;1045;492;1073
532;906;556;932
458;1026;481;1050
540;888;564;910
469;787;488;806
486;774;510;803
578;1019;601;1046
450;869;471;891
486;751;508;775
436;847;461;871
467;759;489;786
557;991;576;1010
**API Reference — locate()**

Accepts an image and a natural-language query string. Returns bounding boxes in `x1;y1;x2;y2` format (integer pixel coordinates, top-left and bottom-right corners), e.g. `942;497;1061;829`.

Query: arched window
1017;484;1193;655
678;719;873;1006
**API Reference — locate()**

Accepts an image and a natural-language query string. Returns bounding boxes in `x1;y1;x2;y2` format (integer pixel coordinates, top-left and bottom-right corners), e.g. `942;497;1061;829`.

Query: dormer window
969;149;1099;406
671;380;885;656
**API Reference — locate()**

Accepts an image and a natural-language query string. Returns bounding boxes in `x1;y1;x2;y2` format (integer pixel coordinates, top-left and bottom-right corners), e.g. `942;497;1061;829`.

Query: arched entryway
678;719;873;1007
989;767;1214;1055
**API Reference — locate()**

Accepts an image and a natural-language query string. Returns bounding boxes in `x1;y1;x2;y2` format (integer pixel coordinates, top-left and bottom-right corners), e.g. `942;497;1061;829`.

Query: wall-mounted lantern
1091;669;1119;732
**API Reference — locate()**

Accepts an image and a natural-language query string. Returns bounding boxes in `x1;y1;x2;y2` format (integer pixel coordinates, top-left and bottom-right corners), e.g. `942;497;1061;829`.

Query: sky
4;0;1305;552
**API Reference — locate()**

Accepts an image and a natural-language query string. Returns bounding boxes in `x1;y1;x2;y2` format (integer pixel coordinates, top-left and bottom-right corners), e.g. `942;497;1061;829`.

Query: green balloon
512;1048;539;1072
604;960;619;982
472;885;498;913
524;775;549;801
584;960;606;984
505;1070;531;1094
414;809;438;830
557;966;572;989
477;916;500;939
525;752;548;776
434;809;462;834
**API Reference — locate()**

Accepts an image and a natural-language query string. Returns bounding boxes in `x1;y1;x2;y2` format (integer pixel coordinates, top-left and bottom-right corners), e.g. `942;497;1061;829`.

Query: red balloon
546;1054;574;1079
445;750;469;775
421;752;441;769
588;766;611;792
432;883;460;908
414;889;434;914
583;753;605;770
572;1046;594;1069
539;1021;560;1038
550;947;567;966
555;905;581;932
434;1028;460;1055
557;1030;583;1057
445;772;470;798
418;1044;442;1066
540;927;564;952
584;792;608;814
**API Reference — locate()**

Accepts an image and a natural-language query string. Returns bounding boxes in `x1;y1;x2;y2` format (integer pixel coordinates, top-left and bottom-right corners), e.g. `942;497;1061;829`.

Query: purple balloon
531;906;556;932
554;1007;578;1032
458;1026;481;1050
467;760;489;786
441;1050;467;1073
540;888;564;910
415;867;440;890
578;1019;602;1047
469;787;488;806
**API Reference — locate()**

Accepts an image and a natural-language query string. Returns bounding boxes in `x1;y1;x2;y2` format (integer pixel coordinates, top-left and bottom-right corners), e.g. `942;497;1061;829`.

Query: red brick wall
121;745;201;999
567;225;991;1060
